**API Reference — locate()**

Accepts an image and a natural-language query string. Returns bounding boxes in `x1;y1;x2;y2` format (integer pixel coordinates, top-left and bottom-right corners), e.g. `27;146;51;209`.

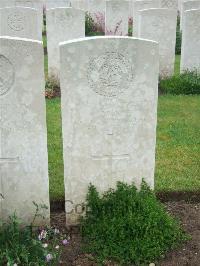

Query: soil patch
51;201;200;265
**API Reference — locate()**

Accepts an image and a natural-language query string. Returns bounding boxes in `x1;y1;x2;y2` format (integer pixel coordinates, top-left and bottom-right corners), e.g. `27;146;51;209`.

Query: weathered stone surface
15;0;44;40
0;7;40;40
71;0;88;10
46;7;85;77
139;8;177;77
0;36;49;225
60;37;159;224
45;0;70;9
180;0;200;29
105;0;129;36
161;0;178;9
181;9;200;72
133;0;161;37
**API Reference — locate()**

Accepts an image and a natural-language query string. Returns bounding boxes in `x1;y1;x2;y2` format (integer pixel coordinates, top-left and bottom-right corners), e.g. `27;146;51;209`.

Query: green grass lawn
46;95;200;200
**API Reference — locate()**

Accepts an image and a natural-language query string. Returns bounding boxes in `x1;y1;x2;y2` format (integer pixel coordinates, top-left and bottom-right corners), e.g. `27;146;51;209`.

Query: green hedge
159;71;200;95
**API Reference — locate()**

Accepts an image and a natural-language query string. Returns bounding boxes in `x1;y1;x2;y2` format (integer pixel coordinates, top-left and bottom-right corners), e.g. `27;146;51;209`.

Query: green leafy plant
85;12;104;36
159;71;200;95
81;181;188;265
85;12;96;36
0;203;67;265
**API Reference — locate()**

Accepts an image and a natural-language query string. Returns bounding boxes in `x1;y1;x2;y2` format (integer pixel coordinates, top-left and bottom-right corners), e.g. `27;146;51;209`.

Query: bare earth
51;201;200;266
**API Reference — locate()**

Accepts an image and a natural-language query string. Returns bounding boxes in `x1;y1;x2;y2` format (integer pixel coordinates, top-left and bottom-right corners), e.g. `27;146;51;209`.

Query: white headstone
0;36;49;225
105;0;129;36
71;0;88;10
45;0;71;9
14;0;44;40
181;9;200;72
0;7;40;40
161;0;178;9
180;0;200;29
47;7;85;77
0;0;15;8
133;0;161;37
60;36;159;225
139;8;177;77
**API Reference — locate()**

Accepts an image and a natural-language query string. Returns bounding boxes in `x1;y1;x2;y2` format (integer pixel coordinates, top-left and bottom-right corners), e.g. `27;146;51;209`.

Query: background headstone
0;7;41;40
71;0;88;10
45;0;71;9
46;7;85;77
60;37;159;224
161;0;178;9
181;9;200;72
0;36;49;225
139;8;177;77
133;0;161;37
180;0;200;29
14;0;44;40
105;0;129;36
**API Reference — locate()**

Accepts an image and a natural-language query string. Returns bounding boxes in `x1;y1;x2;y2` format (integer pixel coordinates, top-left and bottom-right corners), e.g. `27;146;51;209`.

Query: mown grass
46;98;64;200
46;95;200;200
155;95;200;192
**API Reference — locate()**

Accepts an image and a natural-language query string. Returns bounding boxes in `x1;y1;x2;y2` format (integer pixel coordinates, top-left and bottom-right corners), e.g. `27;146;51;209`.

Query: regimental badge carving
0;55;15;97
7;11;25;31
87;52;133;97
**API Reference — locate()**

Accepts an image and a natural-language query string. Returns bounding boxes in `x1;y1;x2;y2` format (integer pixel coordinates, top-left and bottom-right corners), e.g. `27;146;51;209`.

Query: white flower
46;254;53;262
42;243;48;248
38;229;47;240
54;228;60;234
55;245;60;249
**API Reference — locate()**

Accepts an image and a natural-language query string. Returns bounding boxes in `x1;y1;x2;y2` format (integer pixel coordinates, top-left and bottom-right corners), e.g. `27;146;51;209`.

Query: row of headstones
46;3;177;78
0;35;159;225
1;3;200;78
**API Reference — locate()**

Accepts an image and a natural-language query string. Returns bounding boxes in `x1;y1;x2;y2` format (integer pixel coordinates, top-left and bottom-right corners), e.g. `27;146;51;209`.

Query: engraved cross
92;133;130;163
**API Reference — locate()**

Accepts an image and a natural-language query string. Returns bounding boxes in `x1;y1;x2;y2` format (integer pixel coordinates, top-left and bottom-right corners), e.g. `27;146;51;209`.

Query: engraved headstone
181;9;200;72
0;36;49;225
46;7;85;77
14;0;44;40
139;8;177;77
180;0;200;29
0;7;40;40
133;0;161;37
60;37;159;224
105;0;129;36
